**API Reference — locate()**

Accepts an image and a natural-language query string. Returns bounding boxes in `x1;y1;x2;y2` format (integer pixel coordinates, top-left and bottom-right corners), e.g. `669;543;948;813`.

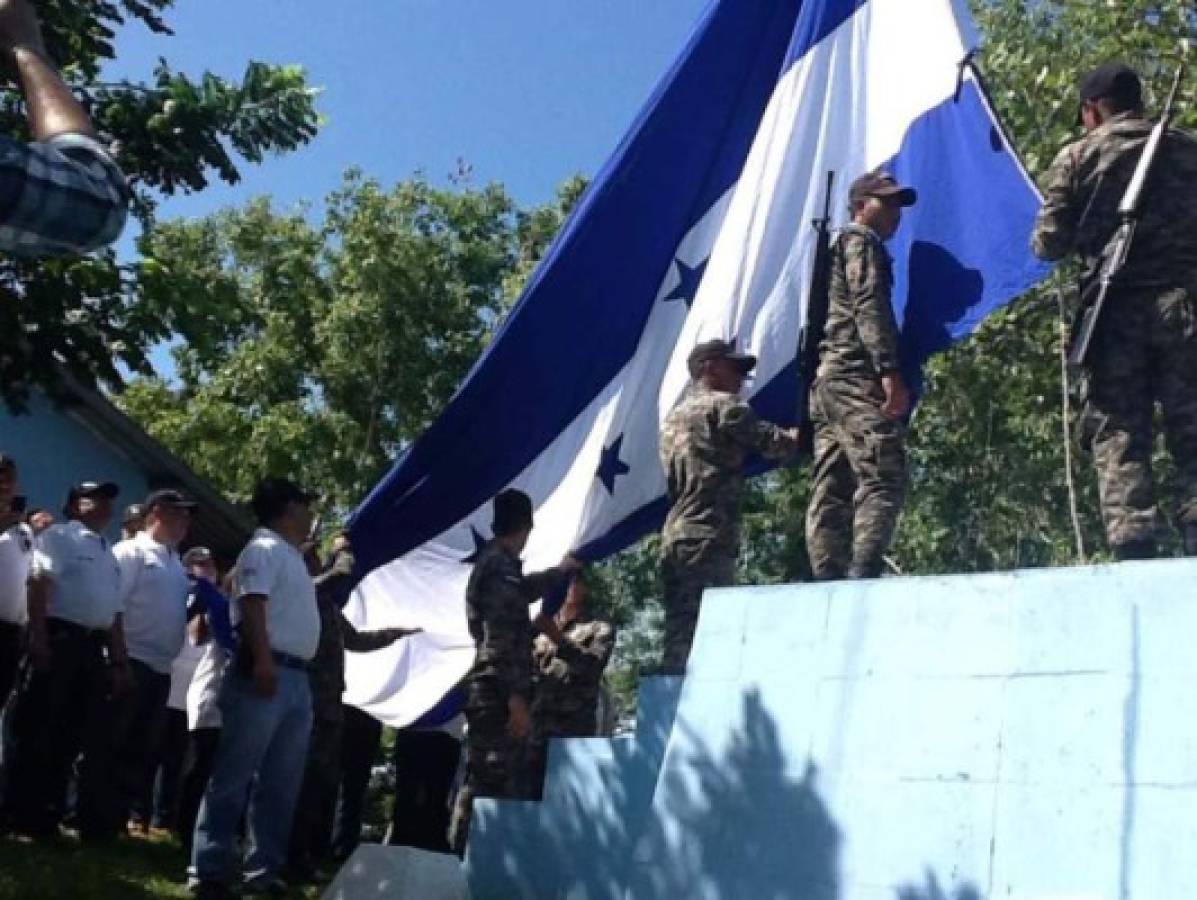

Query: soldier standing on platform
659;340;801;675
448;489;582;853
804;172;917;581
525;574;616;798
1032;62;1197;560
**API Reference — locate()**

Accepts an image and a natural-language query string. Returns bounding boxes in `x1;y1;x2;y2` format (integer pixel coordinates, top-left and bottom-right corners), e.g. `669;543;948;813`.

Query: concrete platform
470;559;1197;899
322;844;468;900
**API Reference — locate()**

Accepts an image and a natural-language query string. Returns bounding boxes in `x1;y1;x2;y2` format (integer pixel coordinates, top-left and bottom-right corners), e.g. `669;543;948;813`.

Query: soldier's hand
383;627;421;644
110;660;134;697
880;373;912;421
559;553;584;574
507;695;531;741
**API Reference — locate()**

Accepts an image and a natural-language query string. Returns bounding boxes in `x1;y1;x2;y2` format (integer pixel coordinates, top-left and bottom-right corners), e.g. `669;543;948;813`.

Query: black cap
492;489;534;537
122;503;146;525
65;480;119;515
849;171;918;208
687;338;757;378
145;488;198;512
182;546;213;567
1079;61;1142;106
250;477;315;523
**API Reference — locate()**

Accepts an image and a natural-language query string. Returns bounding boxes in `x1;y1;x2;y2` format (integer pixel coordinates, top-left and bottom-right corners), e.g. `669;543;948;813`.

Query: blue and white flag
344;0;1050;727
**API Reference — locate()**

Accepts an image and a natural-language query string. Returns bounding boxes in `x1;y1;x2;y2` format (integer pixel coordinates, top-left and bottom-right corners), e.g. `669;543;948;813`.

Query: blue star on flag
663;257;708;308
596;435;632;495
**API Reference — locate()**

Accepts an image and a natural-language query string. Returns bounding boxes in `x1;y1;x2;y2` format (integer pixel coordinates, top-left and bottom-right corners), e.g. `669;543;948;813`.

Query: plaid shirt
0;132;128;256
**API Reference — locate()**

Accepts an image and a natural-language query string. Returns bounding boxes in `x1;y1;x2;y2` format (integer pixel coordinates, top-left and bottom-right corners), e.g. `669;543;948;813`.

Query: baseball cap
1079;61;1142;105
66;480;119;512
687;338;757;378
145;488;198;512
848;171;918;208
182;546;214;567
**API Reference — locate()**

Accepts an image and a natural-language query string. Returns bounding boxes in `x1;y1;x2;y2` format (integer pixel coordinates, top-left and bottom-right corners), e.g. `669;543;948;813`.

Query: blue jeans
189;667;313;886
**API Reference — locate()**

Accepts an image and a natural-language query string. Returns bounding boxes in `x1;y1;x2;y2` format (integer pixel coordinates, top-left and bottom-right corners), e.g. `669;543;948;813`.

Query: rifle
1068;64;1187;371
796;170;836;449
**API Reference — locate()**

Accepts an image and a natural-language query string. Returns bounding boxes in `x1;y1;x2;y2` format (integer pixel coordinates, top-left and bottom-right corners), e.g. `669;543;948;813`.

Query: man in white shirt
0;453;32;708
110;489;195;837
190;478;321;897
1;479;131;841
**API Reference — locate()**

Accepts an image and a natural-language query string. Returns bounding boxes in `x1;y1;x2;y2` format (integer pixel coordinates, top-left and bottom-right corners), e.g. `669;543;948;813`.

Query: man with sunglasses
659;339;801;675
805;171;917;583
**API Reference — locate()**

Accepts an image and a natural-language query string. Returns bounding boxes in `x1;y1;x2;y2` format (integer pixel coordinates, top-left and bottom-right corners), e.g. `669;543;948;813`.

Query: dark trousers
289;701;343;868
109;659;170;835
149;707;188;828
386;729;460;853
176;726;220;852
0;621;23;710
330;704;382;860
2;619;113;838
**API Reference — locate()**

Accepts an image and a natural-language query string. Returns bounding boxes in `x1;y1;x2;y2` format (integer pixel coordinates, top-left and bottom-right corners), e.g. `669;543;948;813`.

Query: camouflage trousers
447;678;521;854
805;377;906;580
523;705;597;800
288;691;343;866
660;538;735;676
1080;285;1197;548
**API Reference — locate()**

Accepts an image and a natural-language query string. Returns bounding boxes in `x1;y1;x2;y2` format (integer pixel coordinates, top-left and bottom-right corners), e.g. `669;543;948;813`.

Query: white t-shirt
113;531;189;674
232;527;319;661
31;520;121;630
168;637;204;711
0;523;34;625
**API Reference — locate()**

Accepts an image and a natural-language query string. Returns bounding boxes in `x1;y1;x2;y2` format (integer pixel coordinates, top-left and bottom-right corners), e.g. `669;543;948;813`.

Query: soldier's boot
846;558;885;579
1183;524;1197;557
1113;539;1157;561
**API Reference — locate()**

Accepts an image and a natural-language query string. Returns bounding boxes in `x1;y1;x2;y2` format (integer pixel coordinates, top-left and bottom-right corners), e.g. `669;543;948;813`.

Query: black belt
271;650;312;672
47;617;108;639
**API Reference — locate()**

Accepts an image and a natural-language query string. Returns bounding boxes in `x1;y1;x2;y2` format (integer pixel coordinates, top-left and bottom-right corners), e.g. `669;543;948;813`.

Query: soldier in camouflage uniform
524;575;615;799
288;537;417;879
1033;62;1197;559
659;340;801;675
804;171;917;581
447;489;582;854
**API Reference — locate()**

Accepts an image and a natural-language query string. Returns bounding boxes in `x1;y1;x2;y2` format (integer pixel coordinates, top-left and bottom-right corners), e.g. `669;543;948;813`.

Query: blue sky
107;0;711;222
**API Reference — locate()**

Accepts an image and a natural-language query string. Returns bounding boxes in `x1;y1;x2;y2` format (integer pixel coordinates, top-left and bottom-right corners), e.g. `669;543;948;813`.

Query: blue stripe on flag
783;0;867;70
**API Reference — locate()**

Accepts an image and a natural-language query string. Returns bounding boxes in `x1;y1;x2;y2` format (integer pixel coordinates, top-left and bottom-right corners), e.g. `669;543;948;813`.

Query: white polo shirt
232;527;319;661
30;520;121;630
114;530;189;674
0;522;34;625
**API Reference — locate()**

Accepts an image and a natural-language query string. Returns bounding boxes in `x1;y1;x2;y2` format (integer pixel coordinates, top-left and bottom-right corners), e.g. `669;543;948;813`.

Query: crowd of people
0;452;618;896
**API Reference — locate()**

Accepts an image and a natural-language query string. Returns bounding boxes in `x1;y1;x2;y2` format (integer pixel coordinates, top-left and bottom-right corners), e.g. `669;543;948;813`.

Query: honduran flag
343;0;1050;727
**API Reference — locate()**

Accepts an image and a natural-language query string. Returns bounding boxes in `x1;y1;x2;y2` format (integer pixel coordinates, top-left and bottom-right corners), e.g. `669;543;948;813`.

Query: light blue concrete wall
469;560;1197;900
0;392;150;542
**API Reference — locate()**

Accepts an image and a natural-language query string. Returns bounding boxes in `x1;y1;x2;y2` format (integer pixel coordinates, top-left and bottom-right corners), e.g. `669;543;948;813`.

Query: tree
118;171;586;510
0;1;320;407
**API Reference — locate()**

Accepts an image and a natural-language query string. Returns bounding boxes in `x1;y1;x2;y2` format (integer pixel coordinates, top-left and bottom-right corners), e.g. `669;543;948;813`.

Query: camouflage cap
849;171;917;208
687;338;757;378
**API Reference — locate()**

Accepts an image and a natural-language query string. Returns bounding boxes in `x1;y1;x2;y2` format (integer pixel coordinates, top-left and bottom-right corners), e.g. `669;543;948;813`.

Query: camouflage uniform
447;541;567;853
805;224;907;580
1032;112;1197;549
524;618;616;798
659;386;799;674
290;550;400;869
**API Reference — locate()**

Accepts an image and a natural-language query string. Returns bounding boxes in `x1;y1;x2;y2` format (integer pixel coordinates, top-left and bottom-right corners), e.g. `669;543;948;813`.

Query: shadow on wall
470;685;984;900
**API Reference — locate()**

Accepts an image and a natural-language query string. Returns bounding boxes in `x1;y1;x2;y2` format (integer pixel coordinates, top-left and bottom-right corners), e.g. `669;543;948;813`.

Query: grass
0;830;323;899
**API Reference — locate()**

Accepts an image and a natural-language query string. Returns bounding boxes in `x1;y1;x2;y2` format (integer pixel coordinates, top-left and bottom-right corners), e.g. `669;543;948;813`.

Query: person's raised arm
0;0;94;140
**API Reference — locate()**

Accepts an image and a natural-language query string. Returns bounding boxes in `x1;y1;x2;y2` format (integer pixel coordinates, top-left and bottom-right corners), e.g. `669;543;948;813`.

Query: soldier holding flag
1033;62;1197;560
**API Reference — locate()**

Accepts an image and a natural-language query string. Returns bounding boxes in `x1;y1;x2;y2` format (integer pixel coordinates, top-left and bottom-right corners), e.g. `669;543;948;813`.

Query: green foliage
118;172;585;511
0;1;320;408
